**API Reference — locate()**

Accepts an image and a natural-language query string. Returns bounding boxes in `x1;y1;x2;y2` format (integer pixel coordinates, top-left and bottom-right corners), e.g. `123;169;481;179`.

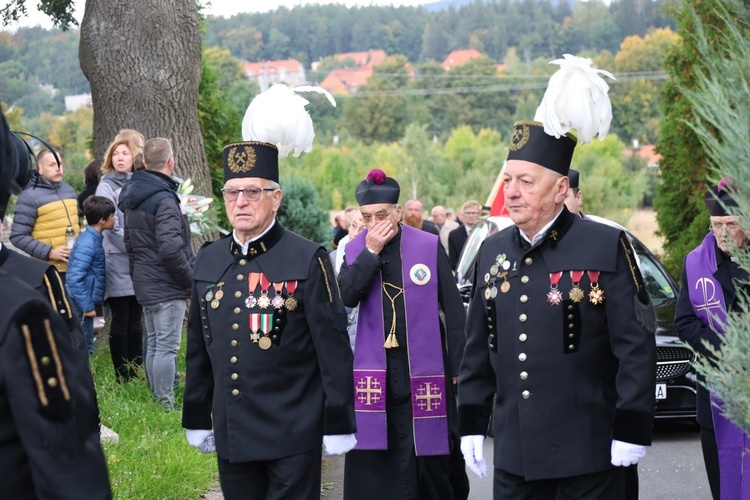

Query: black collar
229;220;285;258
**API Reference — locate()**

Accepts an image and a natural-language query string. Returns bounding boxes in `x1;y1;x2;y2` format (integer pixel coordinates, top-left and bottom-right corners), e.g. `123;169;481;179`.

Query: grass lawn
91;332;218;499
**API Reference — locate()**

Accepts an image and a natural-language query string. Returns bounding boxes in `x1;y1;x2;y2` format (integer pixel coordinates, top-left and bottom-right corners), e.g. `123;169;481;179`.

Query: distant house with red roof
319;67;374;94
334;49;386;68
441;49;483;70
631;144;661;168
243;59;306;90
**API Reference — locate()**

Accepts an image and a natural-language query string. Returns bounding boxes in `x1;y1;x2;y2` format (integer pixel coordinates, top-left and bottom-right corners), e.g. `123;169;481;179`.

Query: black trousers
217;449;322;500
700;426;720;499
495;466;629;500
106;295;143;381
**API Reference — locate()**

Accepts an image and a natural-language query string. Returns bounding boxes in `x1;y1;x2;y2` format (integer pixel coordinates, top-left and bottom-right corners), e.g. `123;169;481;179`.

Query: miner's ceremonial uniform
339;170;469;500
0;269;111;498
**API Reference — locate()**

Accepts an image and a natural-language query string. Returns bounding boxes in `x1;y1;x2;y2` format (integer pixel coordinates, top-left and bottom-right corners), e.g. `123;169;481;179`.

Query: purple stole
686;232;750;500
345;224;449;456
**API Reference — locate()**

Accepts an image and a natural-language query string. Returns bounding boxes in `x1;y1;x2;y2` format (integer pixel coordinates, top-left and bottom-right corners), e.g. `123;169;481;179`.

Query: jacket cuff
324;405;357;435
612;408;654;445
181;401;213;430
459;404;491;436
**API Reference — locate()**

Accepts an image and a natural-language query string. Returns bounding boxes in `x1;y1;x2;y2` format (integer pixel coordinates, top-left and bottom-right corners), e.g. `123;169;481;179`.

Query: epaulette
13;302;73;422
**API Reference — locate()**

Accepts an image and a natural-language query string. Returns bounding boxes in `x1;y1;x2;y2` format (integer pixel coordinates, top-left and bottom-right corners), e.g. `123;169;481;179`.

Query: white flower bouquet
176;178;228;237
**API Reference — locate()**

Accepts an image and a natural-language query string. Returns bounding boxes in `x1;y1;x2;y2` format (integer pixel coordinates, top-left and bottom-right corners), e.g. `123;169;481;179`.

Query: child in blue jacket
66;196;115;354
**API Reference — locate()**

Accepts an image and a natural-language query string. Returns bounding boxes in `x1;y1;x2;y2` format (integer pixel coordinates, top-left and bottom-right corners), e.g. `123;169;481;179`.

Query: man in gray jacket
122;137;194;409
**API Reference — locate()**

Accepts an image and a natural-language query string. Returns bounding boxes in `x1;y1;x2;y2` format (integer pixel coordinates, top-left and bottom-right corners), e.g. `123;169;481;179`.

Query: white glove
610;439;646;466
186;429;216;454
323;434;357;456
460;435;488;478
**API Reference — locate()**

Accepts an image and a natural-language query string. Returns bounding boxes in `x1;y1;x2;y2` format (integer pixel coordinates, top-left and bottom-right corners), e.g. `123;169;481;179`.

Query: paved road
322;420;710;499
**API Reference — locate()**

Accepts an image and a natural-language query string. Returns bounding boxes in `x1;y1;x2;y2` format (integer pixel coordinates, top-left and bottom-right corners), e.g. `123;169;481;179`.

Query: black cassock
0;270;111;499
338;228;470;500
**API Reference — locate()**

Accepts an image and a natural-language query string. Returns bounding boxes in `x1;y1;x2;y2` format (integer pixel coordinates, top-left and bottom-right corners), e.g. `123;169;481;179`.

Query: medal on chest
588;270;605;305
547;271;563;305
285;280;298;311
210;282;225;309
258;274;272;309
271;281;286;309
245;272;260;309
258;313;273;350
249;313;261;343
568;270;585;303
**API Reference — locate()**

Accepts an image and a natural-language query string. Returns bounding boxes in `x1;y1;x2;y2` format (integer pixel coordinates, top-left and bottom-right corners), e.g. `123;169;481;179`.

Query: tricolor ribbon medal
569;270;585;303
588;270;605;305
271;281;285;309
249;313;261;343
547;271;563;305
245;272;260;309
259;313;273;350
258;274;272;309
285;280;298;311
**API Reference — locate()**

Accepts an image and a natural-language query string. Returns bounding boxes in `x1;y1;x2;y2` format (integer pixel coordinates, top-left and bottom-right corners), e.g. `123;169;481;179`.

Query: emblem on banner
410;263;431;285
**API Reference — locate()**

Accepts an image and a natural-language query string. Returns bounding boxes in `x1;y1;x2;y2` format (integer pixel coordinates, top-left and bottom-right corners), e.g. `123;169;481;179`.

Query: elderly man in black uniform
458;55;656;500
182;86;356;500
338;168;469;500
0;110;111;498
674;178;750;499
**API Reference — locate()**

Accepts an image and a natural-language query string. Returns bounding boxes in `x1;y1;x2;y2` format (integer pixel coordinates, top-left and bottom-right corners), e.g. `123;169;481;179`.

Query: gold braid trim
317;257;333;303
44;318;70;401
620;238;640;295
53;271;73;319
43;274;55;308
21;324;48;406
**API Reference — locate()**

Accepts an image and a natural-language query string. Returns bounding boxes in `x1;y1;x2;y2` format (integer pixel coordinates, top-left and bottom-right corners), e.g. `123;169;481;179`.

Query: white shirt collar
232;219;276;254
519;208;564;247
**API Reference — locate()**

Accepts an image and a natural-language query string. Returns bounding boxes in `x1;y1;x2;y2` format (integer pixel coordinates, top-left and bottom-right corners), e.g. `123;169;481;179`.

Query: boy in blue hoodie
67;196;115;354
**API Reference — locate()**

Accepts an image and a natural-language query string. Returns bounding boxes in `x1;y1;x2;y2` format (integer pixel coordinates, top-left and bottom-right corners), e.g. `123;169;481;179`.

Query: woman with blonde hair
96;137;143;381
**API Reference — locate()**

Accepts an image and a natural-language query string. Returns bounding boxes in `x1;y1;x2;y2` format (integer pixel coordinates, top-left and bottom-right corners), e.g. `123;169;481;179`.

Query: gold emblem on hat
227;145;257;173
509;124;531;152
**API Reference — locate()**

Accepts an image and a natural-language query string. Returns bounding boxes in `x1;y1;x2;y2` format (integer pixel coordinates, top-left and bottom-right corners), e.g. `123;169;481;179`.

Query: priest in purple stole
675;177;750;500
338;169;470;500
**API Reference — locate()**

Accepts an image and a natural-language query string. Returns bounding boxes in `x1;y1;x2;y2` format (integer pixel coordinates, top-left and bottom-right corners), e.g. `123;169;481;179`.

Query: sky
10;0;436;30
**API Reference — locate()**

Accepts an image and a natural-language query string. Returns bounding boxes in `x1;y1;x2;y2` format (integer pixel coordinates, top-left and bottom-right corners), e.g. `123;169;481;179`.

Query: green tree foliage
679;0;750;432
277;174;332;247
654;0;729;278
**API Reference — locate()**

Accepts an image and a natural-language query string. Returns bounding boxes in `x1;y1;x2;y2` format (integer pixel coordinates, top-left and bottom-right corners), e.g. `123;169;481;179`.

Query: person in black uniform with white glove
458;55;656;499
182;85;356;499
0;108;111;498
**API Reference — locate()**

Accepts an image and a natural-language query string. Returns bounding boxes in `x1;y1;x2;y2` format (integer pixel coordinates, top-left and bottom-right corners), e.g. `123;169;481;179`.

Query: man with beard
404;198;439;236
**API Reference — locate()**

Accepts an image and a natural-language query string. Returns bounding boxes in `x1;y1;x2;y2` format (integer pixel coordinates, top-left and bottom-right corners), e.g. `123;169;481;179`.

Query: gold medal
501;281;511;293
285;297;298;311
250;332;260;343
569;285;584;303
258;295;271;309
211;299;220;309
259;336;272;350
214;289;224;301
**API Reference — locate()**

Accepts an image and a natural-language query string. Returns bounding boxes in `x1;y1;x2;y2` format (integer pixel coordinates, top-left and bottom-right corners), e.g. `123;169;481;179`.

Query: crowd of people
1;54;748;500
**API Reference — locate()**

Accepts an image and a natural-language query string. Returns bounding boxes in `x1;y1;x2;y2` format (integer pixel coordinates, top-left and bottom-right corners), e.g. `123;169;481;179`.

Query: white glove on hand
460;435;488;478
610;439;646;466
186;429;216;454
323;434;357;456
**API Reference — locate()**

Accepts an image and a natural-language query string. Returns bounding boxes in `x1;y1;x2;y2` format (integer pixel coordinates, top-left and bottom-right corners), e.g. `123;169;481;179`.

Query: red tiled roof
319;67;373;94
243;59;304;76
441;49;483;70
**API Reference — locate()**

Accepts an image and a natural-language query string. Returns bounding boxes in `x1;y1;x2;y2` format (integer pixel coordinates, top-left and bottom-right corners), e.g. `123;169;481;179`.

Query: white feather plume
533;54;616;145
241;84;336;158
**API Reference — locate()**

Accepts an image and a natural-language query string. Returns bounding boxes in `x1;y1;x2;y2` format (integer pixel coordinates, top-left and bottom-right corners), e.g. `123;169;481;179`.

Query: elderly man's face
224;177;282;242
361;203;401;233
431;208;446;226
711;215;748;255
503;160;567;237
37;152;63;184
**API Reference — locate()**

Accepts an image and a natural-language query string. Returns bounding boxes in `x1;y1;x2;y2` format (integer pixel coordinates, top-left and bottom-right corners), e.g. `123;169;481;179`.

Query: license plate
655;383;667;400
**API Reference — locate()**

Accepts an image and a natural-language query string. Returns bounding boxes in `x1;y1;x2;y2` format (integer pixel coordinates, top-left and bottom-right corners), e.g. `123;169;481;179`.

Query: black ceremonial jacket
182;221;356;462
0;270;111;499
459;208;656;481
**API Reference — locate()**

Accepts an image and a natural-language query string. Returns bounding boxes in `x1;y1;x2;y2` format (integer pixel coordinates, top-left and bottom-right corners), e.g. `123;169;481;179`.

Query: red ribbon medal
587;270;605;305
285;281;298;311
547;271;564;305
271;281;285;309
569;270;585;303
249;313;261;343
258;274;272;309
246;272;261;309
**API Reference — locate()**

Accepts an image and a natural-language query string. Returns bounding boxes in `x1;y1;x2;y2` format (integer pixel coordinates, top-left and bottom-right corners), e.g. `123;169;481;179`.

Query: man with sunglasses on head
182;136;356;496
337;169;469;500
674;177;750;499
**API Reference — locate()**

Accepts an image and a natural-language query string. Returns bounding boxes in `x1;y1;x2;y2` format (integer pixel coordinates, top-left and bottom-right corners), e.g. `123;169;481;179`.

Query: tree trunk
79;0;209;197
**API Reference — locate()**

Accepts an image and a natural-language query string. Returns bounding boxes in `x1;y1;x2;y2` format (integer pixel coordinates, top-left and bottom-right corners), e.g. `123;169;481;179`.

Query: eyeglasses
221;187;276;202
463;211;480;217
711;221;742;233
361;210;392;223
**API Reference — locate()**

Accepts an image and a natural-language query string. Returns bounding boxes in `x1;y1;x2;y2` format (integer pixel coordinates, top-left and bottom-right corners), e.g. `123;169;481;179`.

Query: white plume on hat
241;84;336;158
533;54;616;145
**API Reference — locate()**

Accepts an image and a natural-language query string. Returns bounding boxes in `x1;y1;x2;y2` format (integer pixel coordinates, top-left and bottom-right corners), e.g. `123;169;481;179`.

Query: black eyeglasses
221;187;276;202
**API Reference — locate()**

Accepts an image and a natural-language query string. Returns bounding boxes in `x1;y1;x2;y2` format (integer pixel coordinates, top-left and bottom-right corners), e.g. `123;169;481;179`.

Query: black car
455;215;697;420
